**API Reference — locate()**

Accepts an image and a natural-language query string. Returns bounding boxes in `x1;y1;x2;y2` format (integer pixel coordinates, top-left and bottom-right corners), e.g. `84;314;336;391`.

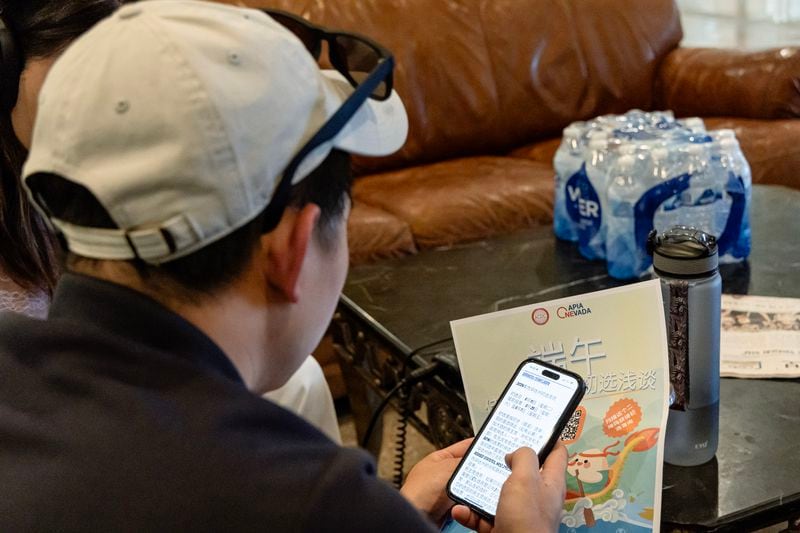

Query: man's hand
399;438;473;526
451;441;568;533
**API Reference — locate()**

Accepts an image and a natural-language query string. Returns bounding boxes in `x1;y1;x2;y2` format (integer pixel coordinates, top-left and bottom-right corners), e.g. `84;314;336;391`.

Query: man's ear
262;204;321;303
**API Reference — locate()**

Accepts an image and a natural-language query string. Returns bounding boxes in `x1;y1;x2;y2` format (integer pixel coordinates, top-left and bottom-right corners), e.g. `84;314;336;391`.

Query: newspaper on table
451;280;669;533
721;294;800;378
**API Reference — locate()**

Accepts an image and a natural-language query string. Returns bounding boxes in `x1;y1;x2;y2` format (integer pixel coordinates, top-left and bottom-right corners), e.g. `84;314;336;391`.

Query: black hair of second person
0;0;122;294
27;149;353;301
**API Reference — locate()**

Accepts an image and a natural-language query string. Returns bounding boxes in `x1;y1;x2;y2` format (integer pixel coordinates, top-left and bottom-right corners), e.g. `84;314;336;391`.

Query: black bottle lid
647;226;718;277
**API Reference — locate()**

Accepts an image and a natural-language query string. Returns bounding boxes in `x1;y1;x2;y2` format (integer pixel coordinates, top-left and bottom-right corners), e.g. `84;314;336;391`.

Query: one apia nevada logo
531;308;550;326
556;302;592;319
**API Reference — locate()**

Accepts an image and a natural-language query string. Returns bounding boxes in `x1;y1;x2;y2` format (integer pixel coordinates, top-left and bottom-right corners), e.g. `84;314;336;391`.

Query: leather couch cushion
509;137;562;165
353;157;554;248
347;203;417;264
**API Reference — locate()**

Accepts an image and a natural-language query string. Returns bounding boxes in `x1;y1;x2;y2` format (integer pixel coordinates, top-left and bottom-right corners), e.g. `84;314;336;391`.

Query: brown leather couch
223;0;800;397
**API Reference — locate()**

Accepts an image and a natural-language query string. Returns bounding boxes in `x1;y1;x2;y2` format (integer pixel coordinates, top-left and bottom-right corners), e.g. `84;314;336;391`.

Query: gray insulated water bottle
649;226;721;466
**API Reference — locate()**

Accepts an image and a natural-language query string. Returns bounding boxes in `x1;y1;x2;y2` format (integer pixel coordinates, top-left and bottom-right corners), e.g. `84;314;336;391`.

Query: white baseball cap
22;0;408;264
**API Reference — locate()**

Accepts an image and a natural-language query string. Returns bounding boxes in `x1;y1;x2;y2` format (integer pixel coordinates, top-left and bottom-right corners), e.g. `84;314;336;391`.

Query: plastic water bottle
711;128;735;142
674;143;725;236
710;143;735;235
637;143;696;259
553;125;584;241
650;111;679;132
650;146;672;180
557;112;752;280
613;126;661;143
606;151;653;279
649;226;721;466
575;137;616;260
702;138;746;263
649;110;675;123
719;137;751;262
591;114;629;132
680;117;706;133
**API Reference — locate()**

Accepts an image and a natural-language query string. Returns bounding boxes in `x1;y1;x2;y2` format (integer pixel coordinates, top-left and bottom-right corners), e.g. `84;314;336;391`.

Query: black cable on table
359;361;442;451
359;336;454;487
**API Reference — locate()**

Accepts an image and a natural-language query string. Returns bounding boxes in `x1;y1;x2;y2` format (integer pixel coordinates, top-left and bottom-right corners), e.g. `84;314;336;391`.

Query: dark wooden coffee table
332;184;800;532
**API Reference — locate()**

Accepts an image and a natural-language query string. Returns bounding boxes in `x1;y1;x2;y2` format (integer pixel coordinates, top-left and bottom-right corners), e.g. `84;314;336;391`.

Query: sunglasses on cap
259;9;396;232
263;8;393;101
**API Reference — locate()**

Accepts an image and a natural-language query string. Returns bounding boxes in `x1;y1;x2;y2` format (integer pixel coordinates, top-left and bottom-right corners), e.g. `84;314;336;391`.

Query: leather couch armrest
654;47;800;119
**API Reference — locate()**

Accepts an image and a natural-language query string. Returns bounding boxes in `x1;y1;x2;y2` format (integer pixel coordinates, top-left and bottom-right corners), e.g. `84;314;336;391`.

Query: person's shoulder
0;309;53;371
0;306;98;353
0;307;41;333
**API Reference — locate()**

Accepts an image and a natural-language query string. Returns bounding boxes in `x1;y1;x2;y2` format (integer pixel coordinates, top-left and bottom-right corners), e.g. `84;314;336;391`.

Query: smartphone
446;358;586;521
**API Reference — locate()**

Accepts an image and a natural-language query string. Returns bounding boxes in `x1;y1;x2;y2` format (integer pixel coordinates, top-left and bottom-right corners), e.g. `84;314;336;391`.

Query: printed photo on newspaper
450;280;669;533
721;294;800;378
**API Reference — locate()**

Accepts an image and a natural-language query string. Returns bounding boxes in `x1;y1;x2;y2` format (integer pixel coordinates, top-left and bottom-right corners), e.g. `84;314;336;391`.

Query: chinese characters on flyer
451;280;669;533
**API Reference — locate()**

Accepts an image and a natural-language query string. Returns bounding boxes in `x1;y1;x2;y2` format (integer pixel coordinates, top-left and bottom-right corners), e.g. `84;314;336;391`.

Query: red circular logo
531;307;549;325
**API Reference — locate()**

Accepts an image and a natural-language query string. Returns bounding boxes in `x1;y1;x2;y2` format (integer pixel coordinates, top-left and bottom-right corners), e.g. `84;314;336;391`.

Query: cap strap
52;218;136;260
128;214;200;263
51;214;200;263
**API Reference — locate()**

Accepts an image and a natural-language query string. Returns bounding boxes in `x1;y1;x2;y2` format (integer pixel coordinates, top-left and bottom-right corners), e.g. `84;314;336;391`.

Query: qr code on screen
559;406;585;444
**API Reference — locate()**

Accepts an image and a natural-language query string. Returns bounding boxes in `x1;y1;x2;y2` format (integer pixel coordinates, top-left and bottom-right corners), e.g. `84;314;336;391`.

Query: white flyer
451;280;669;533
721;294;800;378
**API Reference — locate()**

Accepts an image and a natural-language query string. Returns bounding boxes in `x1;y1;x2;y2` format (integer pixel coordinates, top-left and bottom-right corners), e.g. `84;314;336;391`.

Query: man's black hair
27;149;352;301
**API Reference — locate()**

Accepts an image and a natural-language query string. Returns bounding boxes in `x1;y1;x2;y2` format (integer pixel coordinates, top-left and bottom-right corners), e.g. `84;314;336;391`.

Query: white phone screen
449;361;579;516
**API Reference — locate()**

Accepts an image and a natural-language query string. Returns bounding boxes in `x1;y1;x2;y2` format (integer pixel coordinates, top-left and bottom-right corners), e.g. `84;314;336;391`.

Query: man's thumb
504;446;540;473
